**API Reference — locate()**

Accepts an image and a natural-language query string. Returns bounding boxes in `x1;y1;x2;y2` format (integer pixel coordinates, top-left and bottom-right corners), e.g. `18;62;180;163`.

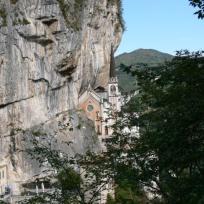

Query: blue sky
116;0;204;56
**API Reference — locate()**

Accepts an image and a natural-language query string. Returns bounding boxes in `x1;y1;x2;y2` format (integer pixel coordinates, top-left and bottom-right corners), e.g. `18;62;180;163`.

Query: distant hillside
115;49;173;92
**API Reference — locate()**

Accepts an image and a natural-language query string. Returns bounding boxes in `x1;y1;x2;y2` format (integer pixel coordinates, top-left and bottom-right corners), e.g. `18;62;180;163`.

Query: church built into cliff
78;50;121;204
78;49;121;150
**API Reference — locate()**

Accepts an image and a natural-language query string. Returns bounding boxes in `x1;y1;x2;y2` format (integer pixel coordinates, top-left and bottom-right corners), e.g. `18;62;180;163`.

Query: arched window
105;126;109;135
96;111;100;120
110;85;116;95
97;125;101;134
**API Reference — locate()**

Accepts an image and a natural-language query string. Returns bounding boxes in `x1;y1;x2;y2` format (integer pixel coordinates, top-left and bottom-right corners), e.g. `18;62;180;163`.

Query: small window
2;170;4;179
110;85;116;94
96;111;100;120
105;126;109;135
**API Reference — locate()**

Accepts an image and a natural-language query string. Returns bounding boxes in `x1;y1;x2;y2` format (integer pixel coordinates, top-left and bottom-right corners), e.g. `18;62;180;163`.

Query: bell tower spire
108;46;121;111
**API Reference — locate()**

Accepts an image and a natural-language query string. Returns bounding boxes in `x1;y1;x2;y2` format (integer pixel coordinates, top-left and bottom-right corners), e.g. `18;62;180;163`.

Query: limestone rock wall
0;0;122;193
0;0;122;136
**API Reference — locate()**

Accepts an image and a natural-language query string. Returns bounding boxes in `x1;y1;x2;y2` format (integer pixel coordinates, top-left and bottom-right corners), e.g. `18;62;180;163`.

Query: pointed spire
110;46;116;78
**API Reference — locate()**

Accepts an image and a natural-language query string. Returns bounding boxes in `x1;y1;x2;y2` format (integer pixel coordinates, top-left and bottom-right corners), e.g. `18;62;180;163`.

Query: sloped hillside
115;49;173;92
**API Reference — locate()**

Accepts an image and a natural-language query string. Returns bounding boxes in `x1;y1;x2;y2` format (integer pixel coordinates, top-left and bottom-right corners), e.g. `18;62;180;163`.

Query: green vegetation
2;2;202;204
21;129;111;204
10;0;18;4
19;51;204;203
57;168;81;194
107;180;148;204
107;50;204;203
57;0;124;31
57;0;84;31
116;0;125;31
0;7;7;27
22;18;30;25
57;0;70;26
108;0;125;31
31;130;46;137
13;18;30;26
116;49;173;67
115;49;173;92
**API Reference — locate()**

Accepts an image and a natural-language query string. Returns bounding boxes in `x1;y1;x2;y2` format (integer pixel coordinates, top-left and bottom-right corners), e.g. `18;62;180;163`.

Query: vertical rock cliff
0;0;122;194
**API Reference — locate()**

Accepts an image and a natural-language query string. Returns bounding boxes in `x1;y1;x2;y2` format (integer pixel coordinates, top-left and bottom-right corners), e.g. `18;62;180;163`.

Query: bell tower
108;47;121;112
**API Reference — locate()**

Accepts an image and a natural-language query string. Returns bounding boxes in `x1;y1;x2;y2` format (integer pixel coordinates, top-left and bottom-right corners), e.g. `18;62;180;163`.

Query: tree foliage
18;132;112;204
106;51;204;203
189;0;204;18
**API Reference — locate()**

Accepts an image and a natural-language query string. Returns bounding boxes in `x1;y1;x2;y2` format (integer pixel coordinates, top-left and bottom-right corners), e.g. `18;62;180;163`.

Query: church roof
79;88;103;105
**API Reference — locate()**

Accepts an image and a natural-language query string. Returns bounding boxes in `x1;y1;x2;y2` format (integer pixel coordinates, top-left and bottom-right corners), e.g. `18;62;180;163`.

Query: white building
0;158;12;200
0;163;8;195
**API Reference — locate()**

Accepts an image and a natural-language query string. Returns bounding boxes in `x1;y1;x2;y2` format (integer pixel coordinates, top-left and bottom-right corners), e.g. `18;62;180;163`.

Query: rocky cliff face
0;0;122;193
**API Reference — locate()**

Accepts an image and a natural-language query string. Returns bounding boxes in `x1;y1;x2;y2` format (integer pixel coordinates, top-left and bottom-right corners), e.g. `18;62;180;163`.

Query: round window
87;104;94;112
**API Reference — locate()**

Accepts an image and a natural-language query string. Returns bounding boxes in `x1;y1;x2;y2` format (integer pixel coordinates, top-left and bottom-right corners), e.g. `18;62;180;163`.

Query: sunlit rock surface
0;0;122;193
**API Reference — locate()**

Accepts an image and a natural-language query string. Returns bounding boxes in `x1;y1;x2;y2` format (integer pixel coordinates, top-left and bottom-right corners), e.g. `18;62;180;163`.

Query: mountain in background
115;49;173;92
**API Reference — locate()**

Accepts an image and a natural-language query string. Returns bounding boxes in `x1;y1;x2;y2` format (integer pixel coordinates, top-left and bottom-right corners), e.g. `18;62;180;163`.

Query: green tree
189;0;204;19
17;132;112;204
106;51;204;203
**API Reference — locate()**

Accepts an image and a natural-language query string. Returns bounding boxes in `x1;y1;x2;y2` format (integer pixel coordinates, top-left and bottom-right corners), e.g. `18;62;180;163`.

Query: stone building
78;49;121;151
78;50;121;203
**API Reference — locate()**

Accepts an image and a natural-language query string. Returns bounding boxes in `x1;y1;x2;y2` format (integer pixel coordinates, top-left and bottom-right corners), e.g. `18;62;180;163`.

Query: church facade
78;57;121;150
